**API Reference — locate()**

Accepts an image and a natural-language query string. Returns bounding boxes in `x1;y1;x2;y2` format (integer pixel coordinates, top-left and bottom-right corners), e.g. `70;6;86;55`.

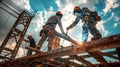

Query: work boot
91;33;101;41
91;36;101;41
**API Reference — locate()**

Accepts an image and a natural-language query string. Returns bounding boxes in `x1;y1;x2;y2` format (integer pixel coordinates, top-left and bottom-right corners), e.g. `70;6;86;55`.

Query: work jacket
45;15;64;33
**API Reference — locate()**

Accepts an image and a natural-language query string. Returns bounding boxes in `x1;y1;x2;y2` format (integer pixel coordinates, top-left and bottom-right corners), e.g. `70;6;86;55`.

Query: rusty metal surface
25;46;43;53
0;34;120;66
0;11;33;60
88;51;108;65
72;55;93;67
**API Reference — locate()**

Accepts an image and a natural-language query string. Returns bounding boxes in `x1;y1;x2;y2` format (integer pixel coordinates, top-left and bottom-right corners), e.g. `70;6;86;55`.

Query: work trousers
37;25;55;51
82;23;101;42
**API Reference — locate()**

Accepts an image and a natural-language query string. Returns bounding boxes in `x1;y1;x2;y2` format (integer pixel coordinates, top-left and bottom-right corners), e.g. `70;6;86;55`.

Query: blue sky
9;0;120;63
27;0;120;43
94;0;120;36
29;0;58;11
29;0;120;64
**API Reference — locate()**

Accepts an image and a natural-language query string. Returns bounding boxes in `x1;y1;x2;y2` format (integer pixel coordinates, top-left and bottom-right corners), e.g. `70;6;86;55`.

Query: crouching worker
67;6;101;42
37;11;65;51
27;35;36;56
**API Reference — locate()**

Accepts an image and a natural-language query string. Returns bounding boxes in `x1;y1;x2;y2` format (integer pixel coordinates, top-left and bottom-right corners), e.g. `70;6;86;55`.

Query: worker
37;11;65;51
67;6;101;42
27;35;36;56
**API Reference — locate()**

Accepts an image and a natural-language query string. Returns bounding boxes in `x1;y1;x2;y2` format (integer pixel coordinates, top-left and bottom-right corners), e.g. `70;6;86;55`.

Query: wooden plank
93;62;120;67
88;51;108;65
55;58;80;66
98;51;119;60
0;34;120;66
72;55;93;67
116;47;120;61
25;46;43;53
65;51;117;59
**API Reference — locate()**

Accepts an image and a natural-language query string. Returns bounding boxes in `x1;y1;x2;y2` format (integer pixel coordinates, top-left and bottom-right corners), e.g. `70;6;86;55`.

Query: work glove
39;30;43;36
66;26;71;30
67;24;74;30
62;32;66;35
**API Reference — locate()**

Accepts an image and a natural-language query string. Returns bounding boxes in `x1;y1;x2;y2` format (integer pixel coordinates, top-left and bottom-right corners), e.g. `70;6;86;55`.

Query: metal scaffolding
0;8;120;67
0;11;33;60
0;34;120;67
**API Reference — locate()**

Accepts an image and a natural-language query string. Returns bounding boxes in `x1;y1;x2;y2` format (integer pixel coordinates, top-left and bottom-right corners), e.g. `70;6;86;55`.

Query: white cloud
115;17;119;22
16;47;25;58
34;11;44;32
8;0;108;50
56;0;61;8
44;10;55;21
1;0;113;63
103;0;119;14
5;41;16;50
11;0;33;12
96;20;109;37
113;13;120;21
112;3;119;8
114;23;118;27
5;41;25;58
56;0;97;11
56;4;76;32
55;0;104;43
113;14;120;27
104;12;114;23
10;0;107;48
54;4;82;45
82;0;88;3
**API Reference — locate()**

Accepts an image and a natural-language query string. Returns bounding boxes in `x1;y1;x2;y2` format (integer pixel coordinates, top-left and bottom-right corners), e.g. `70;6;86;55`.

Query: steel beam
0;11;33;60
0;34;120;66
72;55;93;67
